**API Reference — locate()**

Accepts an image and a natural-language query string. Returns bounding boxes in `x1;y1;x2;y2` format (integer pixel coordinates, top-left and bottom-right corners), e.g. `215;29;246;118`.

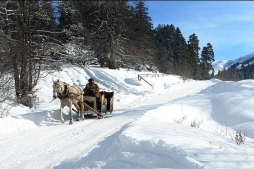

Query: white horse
53;80;84;124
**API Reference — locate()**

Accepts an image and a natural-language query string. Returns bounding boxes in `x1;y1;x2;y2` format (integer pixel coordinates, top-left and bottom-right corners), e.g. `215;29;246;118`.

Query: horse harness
52;80;104;118
54;81;82;100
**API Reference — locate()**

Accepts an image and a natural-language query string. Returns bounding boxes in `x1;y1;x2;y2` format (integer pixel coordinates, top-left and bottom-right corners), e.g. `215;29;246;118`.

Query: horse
52;79;84;124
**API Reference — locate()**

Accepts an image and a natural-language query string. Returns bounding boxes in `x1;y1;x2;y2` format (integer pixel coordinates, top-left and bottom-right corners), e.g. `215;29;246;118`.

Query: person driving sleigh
83;78;101;110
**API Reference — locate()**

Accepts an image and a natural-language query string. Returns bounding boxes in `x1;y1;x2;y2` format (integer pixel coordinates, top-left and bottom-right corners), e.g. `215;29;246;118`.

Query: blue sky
145;1;254;61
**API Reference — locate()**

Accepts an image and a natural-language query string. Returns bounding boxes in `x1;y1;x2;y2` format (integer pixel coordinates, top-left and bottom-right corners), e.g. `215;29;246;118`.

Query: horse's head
53;80;64;99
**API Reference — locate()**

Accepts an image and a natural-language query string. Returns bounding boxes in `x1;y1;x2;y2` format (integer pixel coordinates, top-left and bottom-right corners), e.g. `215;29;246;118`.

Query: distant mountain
213;52;254;75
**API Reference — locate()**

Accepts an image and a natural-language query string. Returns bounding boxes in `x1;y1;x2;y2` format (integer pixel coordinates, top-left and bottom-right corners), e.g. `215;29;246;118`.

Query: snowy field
1;65;254;169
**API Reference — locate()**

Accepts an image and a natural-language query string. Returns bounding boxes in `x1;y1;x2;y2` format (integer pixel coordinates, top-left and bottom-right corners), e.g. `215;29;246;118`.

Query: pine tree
130;0;157;69
200;43;215;79
174;27;188;75
57;1;93;65
154;24;175;73
67;1;132;69
187;33;200;79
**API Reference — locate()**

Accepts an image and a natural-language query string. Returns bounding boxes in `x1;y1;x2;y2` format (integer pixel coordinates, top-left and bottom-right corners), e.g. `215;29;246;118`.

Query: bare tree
0;0;64;106
0;29;14;116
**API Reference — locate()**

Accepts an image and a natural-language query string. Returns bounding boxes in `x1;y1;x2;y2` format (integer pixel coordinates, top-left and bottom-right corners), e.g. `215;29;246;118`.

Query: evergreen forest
216;57;254;81
0;0;215;103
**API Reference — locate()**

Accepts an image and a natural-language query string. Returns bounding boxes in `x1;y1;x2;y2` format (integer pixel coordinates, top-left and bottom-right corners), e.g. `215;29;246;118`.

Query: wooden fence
137;73;166;89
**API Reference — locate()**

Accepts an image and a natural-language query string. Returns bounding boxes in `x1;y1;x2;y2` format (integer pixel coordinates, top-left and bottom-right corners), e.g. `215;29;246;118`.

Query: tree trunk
109;32;117;69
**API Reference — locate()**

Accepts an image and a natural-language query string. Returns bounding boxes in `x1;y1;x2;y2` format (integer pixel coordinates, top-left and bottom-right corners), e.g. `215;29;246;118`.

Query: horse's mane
55;80;83;95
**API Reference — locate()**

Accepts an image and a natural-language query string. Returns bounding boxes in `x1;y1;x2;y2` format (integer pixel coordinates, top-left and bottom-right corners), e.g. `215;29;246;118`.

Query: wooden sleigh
83;91;114;117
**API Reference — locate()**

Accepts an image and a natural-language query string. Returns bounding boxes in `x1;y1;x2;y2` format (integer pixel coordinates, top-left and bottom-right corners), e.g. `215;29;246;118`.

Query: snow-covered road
0;66;216;169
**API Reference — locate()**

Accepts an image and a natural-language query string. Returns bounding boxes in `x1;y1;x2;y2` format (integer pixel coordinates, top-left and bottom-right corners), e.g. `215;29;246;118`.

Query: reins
49;98;56;103
69;93;104;118
53;81;82;100
51;80;104;119
54;81;68;99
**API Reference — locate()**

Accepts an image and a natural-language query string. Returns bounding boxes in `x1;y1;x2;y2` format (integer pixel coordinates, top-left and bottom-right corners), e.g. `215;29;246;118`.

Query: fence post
27;94;34;109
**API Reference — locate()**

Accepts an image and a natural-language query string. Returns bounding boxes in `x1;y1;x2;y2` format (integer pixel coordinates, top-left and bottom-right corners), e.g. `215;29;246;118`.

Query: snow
212;51;254;74
1;65;254;169
212;60;229;74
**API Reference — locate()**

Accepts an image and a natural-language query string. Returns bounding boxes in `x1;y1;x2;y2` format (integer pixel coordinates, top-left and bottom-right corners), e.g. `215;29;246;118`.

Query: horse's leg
80;95;85;120
79;102;85;120
80;101;84;120
60;102;65;124
69;101;73;125
73;103;84;121
76;102;84;121
73;103;80;121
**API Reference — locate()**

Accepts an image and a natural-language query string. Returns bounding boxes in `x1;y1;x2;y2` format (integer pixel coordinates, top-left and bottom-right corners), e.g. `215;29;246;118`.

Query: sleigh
83;91;114;117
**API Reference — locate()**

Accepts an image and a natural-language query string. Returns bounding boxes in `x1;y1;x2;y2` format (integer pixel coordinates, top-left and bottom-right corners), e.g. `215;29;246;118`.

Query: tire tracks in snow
83;67;143;95
0;114;140;169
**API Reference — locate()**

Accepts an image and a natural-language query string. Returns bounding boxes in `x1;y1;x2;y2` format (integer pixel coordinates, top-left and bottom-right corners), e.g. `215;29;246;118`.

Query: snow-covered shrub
230;130;246;146
190;118;203;128
173;115;187;124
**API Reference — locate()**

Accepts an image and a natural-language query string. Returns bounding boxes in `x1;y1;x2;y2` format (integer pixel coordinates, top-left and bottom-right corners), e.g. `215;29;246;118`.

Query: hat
88;78;94;82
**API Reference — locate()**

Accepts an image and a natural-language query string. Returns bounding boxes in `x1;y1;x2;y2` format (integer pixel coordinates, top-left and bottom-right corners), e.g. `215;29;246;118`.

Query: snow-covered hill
1;65;254;169
213;51;254;74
